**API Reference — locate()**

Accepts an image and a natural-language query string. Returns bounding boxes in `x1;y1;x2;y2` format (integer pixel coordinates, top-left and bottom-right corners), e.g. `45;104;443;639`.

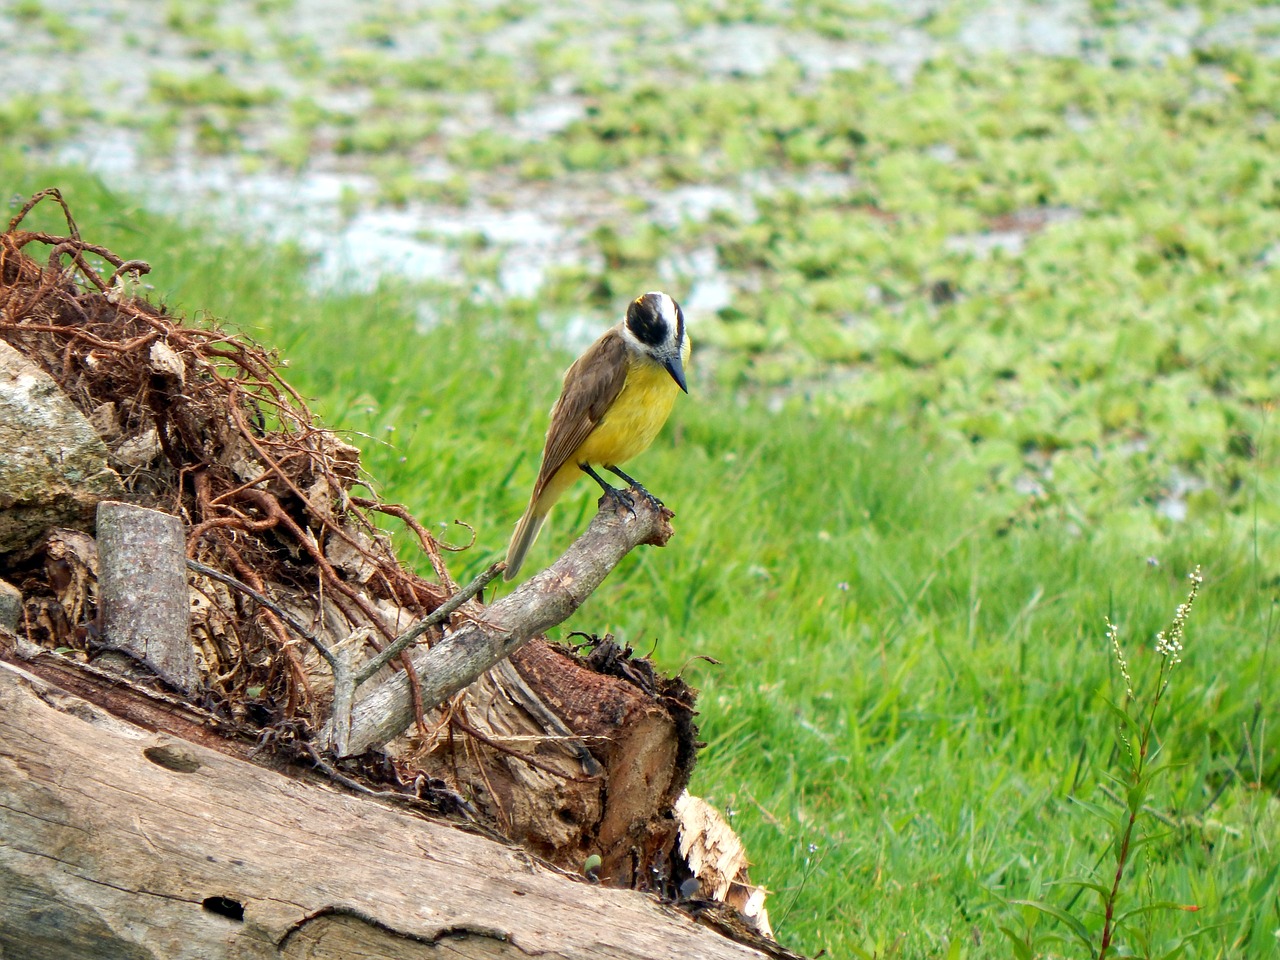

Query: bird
504;291;691;581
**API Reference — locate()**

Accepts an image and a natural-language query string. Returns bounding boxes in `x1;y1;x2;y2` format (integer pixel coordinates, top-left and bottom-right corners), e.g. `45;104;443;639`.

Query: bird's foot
601;484;636;517
627;481;664;511
603;466;664;511
582;464;634;515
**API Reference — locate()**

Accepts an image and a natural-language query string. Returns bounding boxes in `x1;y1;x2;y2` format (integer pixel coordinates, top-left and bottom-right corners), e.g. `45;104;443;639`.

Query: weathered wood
0;660;776;960
407;639;697;886
0;643;257;760
324;562;503;756
96;500;199;693
335;492;674;756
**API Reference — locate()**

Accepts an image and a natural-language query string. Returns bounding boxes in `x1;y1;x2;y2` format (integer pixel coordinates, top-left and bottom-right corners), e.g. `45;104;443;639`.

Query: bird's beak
664;353;688;393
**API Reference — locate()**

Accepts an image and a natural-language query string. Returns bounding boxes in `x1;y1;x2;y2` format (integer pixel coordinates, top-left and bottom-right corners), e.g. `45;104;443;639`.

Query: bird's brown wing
531;327;629;501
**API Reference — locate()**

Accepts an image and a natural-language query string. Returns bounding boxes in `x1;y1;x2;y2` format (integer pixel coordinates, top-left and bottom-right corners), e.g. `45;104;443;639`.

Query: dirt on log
0;189;781;955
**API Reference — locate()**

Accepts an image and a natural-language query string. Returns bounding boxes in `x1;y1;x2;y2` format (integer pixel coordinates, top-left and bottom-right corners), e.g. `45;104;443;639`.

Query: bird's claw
602;483;665;519
629;482;664;511
602;485;636;517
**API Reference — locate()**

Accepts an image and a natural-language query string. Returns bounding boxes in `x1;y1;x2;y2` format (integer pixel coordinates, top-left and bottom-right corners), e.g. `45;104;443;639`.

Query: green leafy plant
1007;567;1206;959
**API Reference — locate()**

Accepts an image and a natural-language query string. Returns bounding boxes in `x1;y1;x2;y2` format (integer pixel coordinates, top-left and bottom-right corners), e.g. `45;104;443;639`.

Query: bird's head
624;291;688;393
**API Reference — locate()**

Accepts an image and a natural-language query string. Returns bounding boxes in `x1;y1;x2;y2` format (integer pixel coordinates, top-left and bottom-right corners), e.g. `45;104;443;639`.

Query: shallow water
3;0;1277;298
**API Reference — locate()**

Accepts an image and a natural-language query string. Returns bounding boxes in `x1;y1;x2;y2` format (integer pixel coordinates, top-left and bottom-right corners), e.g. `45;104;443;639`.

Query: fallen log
0;659;779;960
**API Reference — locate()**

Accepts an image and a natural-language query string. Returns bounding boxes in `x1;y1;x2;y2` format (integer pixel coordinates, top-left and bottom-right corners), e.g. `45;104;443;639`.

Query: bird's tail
504;500;549;581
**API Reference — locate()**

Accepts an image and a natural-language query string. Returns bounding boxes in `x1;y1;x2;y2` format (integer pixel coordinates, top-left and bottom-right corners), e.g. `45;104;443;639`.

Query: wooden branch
0;660;777;960
327;562;504;755
353;561;503;686
334;491;674;757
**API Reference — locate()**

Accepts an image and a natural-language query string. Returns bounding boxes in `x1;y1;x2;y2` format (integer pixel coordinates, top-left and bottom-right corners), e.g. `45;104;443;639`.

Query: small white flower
1108;617;1134;699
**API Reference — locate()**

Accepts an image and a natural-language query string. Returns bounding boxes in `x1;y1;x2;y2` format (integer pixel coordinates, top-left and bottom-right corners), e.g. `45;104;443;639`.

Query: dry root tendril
1;189;456;735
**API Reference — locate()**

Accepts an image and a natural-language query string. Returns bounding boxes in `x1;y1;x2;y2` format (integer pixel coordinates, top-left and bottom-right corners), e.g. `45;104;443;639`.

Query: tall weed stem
1097;566;1201;960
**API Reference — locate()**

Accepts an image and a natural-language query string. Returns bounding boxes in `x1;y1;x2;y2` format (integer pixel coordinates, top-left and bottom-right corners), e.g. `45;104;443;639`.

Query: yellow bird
504;291;691;581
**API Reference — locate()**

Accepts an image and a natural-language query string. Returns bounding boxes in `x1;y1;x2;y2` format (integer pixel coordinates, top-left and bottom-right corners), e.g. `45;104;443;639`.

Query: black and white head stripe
625;291;684;350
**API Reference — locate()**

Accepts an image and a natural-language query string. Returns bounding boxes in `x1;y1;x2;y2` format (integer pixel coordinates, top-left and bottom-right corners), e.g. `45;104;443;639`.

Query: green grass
4;157;1276;958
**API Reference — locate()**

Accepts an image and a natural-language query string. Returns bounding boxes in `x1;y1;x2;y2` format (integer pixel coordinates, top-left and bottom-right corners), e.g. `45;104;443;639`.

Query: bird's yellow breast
575;356;680;467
